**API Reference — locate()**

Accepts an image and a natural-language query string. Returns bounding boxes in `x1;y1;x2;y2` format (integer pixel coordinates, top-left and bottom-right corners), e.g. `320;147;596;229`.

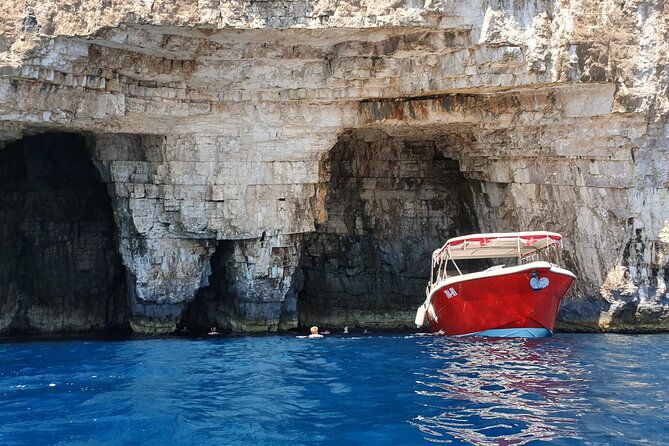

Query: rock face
0;0;668;334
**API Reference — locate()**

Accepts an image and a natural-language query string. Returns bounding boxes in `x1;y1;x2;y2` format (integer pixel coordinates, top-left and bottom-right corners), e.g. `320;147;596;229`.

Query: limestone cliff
0;0;667;334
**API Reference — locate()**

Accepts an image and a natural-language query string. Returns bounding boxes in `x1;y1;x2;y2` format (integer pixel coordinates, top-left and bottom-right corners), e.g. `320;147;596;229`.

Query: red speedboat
415;231;576;337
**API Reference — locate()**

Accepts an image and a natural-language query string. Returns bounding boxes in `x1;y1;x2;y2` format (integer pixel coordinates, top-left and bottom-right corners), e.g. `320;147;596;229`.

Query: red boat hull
427;263;574;336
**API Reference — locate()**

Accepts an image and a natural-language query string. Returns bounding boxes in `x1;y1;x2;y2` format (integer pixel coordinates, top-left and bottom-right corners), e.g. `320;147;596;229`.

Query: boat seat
484;265;505;271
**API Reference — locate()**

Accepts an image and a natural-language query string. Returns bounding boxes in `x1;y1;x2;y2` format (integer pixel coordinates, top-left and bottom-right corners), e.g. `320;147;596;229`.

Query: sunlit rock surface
0;0;668;334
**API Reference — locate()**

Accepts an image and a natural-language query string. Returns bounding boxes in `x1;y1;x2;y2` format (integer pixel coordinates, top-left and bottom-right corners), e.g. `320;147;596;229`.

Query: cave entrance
299;129;487;329
0;133;128;335
182;235;302;334
181;240;236;334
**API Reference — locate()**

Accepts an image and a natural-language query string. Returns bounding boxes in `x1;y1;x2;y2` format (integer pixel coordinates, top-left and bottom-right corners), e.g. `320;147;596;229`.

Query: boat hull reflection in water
413;335;589;444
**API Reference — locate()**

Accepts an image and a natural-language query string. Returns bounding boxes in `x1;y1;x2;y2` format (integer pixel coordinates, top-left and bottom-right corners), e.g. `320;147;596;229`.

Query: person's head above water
310;326;319;334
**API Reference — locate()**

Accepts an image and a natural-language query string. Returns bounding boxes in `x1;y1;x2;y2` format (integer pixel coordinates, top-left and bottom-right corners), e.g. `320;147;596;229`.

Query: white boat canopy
433;231;564;261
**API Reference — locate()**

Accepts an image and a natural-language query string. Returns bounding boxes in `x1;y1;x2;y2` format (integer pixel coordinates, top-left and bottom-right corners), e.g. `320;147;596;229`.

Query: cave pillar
216;234;304;332
90;133;219;334
120;237;216;334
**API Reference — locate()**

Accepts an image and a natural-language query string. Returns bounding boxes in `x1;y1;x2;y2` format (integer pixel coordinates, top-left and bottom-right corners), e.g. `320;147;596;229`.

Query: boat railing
427;257;462;296
521;242;562;266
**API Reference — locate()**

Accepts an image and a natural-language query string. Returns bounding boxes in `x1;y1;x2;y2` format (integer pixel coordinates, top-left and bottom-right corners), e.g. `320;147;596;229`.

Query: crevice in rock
0;133;129;335
181;234;302;333
181;240;235;334
299;129;485;329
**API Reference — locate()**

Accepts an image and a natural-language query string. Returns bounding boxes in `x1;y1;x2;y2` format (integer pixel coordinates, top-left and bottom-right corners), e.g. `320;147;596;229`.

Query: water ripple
0;334;668;445
411;337;590;444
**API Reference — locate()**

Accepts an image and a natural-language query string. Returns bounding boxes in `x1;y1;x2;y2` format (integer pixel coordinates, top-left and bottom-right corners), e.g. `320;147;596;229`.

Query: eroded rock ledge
0;0;668;334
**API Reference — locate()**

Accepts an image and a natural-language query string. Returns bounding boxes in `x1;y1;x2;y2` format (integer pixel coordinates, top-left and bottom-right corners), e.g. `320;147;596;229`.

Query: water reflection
412;336;590;444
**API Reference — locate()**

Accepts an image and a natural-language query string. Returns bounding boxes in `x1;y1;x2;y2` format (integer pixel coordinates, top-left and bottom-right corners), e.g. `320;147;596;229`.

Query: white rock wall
0;0;667;332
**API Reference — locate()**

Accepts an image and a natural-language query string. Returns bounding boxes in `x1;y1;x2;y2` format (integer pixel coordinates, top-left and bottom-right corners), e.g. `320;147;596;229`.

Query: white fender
415;306;427;327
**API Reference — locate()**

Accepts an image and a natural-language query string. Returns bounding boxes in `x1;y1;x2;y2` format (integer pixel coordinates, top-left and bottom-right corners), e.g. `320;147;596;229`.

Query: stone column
121;237;216;334
192;234;304;332
91;134;220;333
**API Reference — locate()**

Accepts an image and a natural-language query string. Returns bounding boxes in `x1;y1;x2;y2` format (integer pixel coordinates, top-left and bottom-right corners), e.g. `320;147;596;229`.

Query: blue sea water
1;333;668;445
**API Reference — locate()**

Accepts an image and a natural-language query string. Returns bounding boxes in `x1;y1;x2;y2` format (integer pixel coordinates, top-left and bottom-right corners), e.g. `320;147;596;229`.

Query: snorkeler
308;326;323;338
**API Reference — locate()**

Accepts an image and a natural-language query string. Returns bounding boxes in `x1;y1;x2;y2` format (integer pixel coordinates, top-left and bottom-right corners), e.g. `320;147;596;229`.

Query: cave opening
182;235;302;334
0;133;129;335
299;129;487;329
181;239;235;334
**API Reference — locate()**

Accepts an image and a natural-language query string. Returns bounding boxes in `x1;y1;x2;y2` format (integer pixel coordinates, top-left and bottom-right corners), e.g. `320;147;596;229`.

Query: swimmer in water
343;326;349;334
208;326;219;335
308;326;323;338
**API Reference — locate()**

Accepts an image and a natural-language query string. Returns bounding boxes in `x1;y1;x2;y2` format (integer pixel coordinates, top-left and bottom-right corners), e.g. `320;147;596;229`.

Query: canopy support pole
451;258;463;276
